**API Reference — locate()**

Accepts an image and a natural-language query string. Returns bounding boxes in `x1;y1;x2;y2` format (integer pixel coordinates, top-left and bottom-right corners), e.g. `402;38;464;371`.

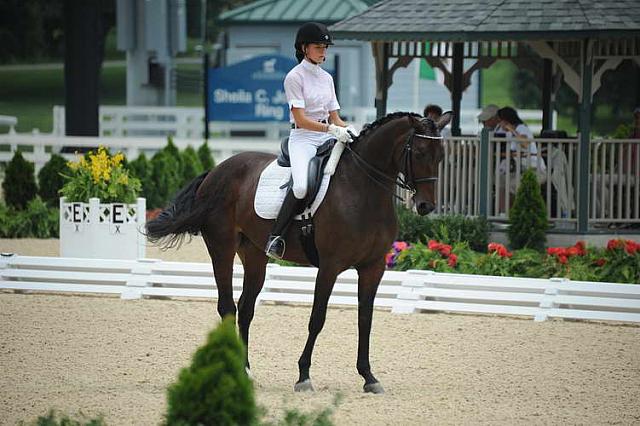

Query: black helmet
294;22;333;62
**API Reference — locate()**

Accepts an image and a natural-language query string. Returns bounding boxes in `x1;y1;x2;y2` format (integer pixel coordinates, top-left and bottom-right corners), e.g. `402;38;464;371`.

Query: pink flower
447;254;458;267
393;241;409;252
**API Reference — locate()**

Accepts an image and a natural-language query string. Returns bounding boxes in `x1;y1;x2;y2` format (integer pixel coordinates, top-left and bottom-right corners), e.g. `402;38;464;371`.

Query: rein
345;128;442;201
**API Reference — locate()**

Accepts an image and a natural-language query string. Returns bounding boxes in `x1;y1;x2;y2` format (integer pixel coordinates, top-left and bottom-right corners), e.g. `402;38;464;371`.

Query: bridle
345;123;442;200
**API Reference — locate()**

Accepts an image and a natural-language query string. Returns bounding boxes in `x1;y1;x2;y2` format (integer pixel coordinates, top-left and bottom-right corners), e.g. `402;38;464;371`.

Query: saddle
275;137;336;267
277;137;337;208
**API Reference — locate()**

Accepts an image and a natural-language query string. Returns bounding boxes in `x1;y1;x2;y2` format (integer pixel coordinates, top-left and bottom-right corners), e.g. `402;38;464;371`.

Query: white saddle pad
254;160;331;220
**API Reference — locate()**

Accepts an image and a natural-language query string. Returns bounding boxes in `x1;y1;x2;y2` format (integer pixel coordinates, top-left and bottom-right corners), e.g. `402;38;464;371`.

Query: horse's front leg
356;260;385;394
295;266;339;392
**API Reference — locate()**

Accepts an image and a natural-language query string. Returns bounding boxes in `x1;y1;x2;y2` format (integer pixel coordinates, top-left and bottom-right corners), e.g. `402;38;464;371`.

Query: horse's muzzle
416;200;435;216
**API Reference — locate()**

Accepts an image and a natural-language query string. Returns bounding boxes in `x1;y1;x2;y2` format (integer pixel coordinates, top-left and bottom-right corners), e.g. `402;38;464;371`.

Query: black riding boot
265;189;304;259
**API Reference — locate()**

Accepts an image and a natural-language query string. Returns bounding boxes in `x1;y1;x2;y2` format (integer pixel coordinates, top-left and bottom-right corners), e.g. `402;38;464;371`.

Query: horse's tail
145;171;210;250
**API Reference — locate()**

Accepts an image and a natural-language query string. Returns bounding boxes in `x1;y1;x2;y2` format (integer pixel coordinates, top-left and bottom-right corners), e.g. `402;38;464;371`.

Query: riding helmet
294;22;333;62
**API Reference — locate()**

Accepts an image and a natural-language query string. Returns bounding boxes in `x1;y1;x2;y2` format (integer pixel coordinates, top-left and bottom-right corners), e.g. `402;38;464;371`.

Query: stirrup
265;235;285;260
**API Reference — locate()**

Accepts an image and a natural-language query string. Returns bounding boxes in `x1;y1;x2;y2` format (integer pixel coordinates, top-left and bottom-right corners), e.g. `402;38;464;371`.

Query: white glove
327;124;352;143
346;125;359;138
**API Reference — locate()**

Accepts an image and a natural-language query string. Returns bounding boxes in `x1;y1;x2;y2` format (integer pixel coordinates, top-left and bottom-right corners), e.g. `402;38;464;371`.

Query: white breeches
288;129;332;199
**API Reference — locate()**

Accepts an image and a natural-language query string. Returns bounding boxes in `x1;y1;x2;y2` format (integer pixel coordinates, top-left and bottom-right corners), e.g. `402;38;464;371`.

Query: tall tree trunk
64;0;101;137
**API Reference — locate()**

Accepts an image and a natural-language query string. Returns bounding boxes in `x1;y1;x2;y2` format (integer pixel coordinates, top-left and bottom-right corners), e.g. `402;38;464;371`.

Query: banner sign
207;55;298;122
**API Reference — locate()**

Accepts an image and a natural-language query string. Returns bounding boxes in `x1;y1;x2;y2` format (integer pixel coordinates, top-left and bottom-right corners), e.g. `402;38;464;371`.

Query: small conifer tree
37;154;70;206
128;153;154;205
197;141;216;171
149;150;181;209
508;168;548;251
180;146;203;186
165;316;256;426
3;150;37;210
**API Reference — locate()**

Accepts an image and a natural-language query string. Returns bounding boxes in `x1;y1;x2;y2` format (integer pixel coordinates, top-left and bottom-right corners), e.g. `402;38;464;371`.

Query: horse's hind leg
236;235;268;370
202;229;238;320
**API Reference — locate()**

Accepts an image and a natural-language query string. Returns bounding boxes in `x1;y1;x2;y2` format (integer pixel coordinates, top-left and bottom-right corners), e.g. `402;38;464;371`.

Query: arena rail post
392;269;432;314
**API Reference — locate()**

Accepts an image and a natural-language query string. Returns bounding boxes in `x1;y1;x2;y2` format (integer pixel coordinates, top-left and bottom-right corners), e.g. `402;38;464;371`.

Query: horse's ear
437;111;453;131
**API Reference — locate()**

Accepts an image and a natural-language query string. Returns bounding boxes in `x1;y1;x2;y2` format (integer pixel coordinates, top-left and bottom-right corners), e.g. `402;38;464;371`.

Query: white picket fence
1;254;639;323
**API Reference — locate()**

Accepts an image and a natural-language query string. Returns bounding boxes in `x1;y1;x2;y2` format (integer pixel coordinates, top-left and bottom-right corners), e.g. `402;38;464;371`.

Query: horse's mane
355;111;422;142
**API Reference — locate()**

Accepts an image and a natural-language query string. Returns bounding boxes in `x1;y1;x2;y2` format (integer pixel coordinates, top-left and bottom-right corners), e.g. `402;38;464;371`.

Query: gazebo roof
330;0;640;41
219;0;380;25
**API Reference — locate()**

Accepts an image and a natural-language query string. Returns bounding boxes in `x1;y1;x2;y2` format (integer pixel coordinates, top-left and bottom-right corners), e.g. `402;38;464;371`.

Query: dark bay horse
146;111;451;393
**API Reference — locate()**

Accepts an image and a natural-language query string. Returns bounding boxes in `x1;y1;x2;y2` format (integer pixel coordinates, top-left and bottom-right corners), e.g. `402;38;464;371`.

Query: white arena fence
1;254;639;324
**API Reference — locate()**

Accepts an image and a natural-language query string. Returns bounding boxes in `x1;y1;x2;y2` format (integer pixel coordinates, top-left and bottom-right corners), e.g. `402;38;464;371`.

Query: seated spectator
423;104;451;137
477;104;505;135
497;106;547;194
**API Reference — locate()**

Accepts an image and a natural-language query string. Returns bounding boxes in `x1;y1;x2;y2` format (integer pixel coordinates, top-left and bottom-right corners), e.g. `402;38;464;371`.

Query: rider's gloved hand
327;124;353;143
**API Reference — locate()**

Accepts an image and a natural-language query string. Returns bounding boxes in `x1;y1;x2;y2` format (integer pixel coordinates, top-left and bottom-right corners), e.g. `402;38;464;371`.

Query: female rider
265;22;352;259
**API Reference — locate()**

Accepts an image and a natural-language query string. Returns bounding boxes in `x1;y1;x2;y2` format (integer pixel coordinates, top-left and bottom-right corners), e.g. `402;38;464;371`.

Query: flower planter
59;197;146;259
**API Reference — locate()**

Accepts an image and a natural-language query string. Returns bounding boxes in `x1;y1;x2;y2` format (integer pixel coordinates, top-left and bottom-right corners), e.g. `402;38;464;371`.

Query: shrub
165;316;256;426
149;150;181;209
22;409;105;426
197;141;216;171
37;154;70;206
597;239;640;284
508;168;548;251
127;153;154;205
163;136;183;177
3;150;37;210
181;145;203;186
395;240;475;273
395;206;489;251
0;198;59;238
60;147;141;204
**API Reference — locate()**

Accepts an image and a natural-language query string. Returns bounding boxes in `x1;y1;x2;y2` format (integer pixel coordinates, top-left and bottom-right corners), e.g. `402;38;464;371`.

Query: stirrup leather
265;235;286;259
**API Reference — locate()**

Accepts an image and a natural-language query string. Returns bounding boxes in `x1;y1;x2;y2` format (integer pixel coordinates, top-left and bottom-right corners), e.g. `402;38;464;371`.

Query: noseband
345;126;442;199
399;129;441;193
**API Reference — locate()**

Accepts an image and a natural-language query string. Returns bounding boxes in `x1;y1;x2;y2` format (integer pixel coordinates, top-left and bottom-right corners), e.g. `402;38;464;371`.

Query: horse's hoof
245;367;253;380
363;382;385;394
294;379;315;392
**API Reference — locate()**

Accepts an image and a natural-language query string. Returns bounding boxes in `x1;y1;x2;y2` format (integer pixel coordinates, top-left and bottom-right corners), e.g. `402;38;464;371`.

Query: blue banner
207;55;298;122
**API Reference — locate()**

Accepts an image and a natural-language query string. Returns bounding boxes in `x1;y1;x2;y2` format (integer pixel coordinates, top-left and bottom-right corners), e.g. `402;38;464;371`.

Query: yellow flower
117;174;129;185
112;152;124;167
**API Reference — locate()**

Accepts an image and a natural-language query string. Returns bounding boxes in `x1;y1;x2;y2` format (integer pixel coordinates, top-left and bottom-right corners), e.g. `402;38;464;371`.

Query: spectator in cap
477;104;504;134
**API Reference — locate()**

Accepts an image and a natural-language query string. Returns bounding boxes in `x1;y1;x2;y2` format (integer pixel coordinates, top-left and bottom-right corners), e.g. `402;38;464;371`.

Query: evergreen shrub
37;154;69;206
180;145;203;186
165;316;256;426
197;141;216;171
508;168;548;251
149;150;181;209
3;150;37;209
395;206;490;251
127;153;154;206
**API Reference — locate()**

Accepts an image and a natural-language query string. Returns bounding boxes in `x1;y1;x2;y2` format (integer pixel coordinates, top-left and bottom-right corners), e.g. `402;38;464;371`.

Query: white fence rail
0;133;280;174
1;255;639;323
50;106;553;139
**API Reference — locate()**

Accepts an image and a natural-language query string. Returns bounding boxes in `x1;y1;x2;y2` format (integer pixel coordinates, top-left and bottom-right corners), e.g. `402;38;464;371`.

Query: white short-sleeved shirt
283;59;340;124
506;123;546;171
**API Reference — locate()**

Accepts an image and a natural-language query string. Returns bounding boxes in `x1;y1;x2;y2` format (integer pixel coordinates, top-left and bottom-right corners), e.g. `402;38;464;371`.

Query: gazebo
331;0;640;234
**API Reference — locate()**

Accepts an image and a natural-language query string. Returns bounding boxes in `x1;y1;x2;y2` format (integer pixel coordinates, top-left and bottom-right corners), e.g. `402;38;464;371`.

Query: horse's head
402;112;451;215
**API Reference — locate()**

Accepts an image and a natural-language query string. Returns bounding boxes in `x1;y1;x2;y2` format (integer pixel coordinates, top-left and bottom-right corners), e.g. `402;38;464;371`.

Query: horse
146;111;451;393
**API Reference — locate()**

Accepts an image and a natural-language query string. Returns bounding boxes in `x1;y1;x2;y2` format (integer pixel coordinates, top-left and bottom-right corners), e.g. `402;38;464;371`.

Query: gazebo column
542;58;553;131
372;42;389;119
577;39;594;233
451;43;464;136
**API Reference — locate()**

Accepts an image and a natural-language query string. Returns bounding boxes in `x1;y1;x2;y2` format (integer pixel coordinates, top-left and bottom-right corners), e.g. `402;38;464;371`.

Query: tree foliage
508;169;548;251
3;151;37;210
165;316;256;426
